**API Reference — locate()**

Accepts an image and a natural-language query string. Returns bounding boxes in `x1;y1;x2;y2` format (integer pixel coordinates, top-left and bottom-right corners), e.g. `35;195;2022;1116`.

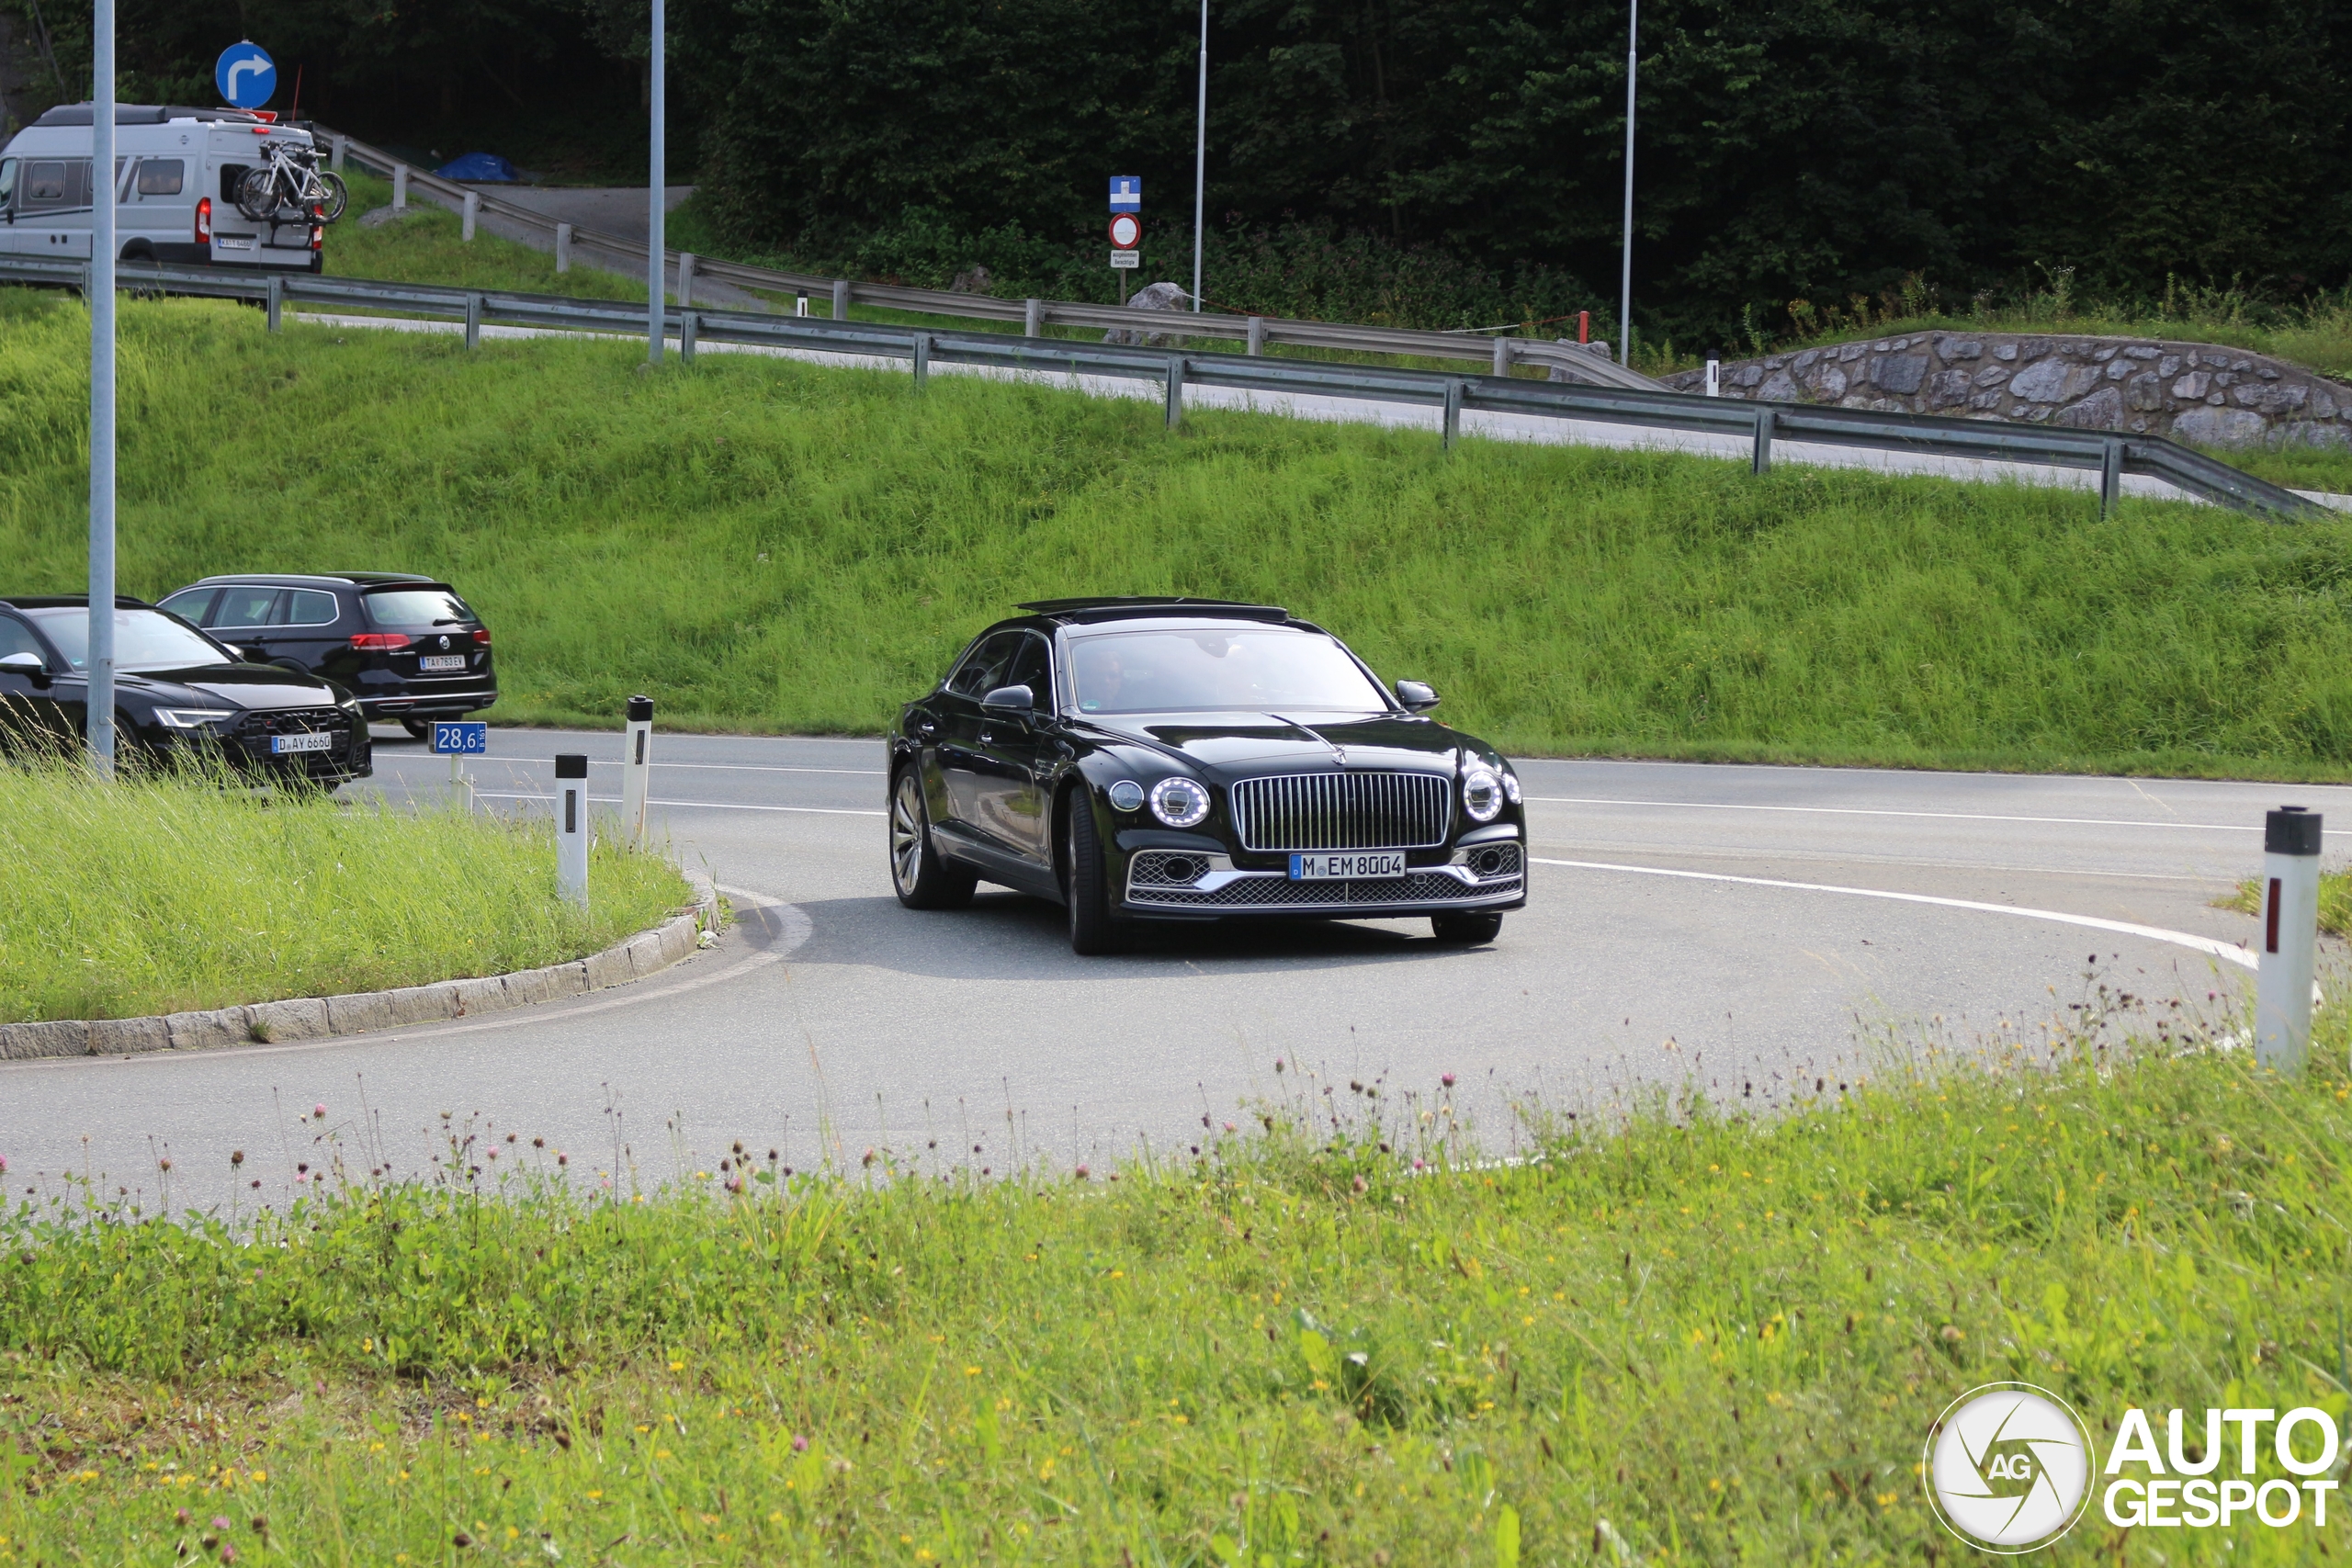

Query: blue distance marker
431;721;490;756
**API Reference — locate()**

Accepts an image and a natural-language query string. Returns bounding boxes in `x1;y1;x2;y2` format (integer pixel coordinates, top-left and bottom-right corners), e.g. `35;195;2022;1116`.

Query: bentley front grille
1227;771;1451;852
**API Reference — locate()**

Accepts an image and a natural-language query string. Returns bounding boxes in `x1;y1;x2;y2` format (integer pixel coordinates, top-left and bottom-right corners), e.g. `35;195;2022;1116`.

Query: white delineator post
2256;807;2323;1071
555;753;590;908
461;190;479;241
621;694;653;849
1704;358;1721;397
555;222;572;273
392;164;408;210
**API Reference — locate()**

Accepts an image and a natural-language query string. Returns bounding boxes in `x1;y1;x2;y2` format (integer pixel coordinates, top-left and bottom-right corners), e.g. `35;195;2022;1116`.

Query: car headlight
1149;776;1211;829
154;707;236;731
1502;769;1521;805
1106;779;1146;813
1462;765;1504;822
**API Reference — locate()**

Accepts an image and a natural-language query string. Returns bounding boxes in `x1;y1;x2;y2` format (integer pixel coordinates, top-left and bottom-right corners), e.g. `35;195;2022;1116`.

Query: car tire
400;717;434;741
1062;791;1127;956
1430;911;1504;944
890;767;976;910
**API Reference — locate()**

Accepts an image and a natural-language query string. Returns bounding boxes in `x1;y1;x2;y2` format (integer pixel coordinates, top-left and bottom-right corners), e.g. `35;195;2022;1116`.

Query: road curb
0;871;719;1061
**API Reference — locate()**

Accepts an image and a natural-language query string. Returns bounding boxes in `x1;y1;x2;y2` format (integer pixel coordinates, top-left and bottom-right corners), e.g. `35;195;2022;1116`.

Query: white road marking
1523;795;2257;833
470;790;884;818
1534;856;2256;971
380;756;883;777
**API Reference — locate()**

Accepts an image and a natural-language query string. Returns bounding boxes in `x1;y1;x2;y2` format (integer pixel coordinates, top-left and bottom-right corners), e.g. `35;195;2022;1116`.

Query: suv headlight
1462;765;1504;822
155;707;236;731
1502;769;1521;805
1149;776;1211;829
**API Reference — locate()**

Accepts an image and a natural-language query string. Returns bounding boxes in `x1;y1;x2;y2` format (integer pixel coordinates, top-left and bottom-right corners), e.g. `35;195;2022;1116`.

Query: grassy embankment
4;1002;2348;1563
322;171;644;304
6;286;2352;776
0;763;688;1022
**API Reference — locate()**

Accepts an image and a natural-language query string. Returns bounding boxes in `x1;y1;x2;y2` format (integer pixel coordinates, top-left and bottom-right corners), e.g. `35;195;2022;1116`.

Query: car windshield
1069;628;1388;715
364;588;474;627
24;607;233;672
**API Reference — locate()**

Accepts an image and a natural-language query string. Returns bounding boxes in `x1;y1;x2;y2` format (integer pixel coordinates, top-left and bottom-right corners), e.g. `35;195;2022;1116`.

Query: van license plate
1289;852;1406;880
418;655;467;672
271;731;333;755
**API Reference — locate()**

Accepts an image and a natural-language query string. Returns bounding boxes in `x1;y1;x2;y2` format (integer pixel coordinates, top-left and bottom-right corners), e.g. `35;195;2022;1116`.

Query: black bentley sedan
889;598;1526;954
156;573;496;739
0;595;371;785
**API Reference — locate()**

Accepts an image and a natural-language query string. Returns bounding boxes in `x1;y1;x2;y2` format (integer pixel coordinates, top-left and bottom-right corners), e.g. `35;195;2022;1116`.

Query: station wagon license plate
1288;852;1407;880
270;731;333;755
417;654;467;672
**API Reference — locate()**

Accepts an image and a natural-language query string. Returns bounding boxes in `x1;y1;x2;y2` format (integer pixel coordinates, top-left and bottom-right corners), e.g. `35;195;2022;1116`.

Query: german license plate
271;731;333;755
1288;852;1406;880
418;654;467;672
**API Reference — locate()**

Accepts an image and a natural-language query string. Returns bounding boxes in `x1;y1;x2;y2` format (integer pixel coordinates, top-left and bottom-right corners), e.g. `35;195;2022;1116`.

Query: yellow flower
656;1450;673;1460
587;1490;603;1500
669;1360;684;1371
964;1366;981;1377
768;1511;784;1523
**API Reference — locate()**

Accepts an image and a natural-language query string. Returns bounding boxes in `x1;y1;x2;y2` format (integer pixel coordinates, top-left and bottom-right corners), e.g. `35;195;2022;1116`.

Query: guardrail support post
465;292;482;349
1752;407;1775;475
555;754;590;908
831;280;850;321
681;311;697;363
2256;807;2323;1071
392;164;408;210
1024;298;1044;339
555;223;572;273
461;191;479;243
330;135;346;171
266;274;282;333
677;253;695;309
1165;357;1185;427
912;333;930;389
621;696;654;851
2100;439;2123;517
1491;338;1512;378
1247;316;1266;356
1442;380;1464;448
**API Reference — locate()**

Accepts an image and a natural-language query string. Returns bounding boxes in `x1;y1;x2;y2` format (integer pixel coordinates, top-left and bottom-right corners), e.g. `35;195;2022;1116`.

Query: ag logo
1924;1383;2093;1552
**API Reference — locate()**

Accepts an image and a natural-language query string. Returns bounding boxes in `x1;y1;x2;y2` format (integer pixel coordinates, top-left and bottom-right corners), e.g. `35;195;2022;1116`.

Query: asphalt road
6;728;2344;1212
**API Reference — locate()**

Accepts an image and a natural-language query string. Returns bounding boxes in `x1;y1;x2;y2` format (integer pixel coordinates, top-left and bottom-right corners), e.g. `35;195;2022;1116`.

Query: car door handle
917;718;938;737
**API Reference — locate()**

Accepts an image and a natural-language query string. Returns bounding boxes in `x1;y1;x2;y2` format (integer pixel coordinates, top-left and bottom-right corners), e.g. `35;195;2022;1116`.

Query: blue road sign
432;721;489;756
1109;176;1141;213
215;42;277;110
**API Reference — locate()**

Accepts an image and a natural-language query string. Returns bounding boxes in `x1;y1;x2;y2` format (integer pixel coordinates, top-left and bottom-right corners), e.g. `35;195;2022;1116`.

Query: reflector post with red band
2255;807;2322;1072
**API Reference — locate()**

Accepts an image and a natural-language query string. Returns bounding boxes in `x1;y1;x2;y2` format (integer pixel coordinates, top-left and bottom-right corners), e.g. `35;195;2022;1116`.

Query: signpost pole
648;0;665;364
1618;0;1637;368
86;0;116;777
1191;0;1207;315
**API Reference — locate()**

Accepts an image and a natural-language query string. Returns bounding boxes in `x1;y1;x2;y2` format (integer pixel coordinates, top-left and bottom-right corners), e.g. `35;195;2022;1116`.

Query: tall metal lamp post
87;0;117;774
1618;0;1636;368
648;0;665;362
1191;0;1207;314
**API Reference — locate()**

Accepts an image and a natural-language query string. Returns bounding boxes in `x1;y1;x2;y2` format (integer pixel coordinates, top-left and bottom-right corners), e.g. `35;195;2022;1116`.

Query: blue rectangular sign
1109;175;1141;212
432;721;489;755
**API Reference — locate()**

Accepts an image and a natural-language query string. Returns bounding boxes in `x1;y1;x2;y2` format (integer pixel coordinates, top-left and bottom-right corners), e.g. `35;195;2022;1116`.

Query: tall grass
6;287;2352;775
0;761;688;1021
4;996;2347;1562
322;171;646;303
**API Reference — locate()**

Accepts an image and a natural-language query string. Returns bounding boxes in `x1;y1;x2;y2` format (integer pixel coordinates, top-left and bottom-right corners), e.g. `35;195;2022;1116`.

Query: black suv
0;595;371;785
157;573;496;739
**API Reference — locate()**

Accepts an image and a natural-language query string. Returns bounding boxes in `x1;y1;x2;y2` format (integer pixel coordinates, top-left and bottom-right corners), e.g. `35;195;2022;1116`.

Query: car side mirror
1396;680;1440;712
241;646;271;664
0;650;48;685
980;683;1035;714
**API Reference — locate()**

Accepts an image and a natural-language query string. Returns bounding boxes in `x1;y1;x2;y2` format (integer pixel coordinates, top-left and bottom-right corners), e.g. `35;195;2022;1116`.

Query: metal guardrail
3;254;2325;523
312;127;1661;394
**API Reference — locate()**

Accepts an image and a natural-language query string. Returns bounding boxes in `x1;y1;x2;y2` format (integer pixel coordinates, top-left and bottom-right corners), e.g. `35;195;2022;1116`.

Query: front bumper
1120;842;1525;918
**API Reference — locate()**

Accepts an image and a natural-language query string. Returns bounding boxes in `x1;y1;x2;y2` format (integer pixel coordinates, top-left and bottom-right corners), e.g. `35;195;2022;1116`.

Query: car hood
119;664;343;708
1077;710;1477;773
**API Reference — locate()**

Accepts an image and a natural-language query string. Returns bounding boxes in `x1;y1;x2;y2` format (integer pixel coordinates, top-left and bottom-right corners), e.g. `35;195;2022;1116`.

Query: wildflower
231;1150;244;1168
1442;1073;1456;1088
213;1517;233;1531
791;1434;809;1452
1074;1165;1090;1180
312;1104;326;1119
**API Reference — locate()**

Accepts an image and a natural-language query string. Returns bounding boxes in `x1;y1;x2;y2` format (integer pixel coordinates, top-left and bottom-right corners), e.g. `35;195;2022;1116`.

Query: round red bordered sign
1108;213;1142;250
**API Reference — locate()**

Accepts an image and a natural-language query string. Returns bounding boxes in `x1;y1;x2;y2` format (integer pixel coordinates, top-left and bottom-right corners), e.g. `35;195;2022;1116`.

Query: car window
22;160;69;208
1001;633;1051;701
211;585;282;628
156;587;218;626
944;632;1020;698
1069;628;1389;715
0;615;46;665
134;159;184;197
363;588;474;626
21;607;233;673
0;160;16;209
277;589;339;626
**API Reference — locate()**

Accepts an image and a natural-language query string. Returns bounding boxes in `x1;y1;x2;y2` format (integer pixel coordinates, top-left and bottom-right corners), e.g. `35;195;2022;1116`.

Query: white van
0;102;322;271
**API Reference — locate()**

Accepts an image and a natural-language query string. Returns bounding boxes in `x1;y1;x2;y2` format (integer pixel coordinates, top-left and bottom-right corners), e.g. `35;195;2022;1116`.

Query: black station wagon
157;573;496;739
888;599;1527;954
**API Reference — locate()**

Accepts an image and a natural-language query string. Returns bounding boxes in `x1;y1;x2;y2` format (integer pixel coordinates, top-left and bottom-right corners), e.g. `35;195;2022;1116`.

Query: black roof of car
179;573;441;588
1016;597;1293;625
0;594;154;610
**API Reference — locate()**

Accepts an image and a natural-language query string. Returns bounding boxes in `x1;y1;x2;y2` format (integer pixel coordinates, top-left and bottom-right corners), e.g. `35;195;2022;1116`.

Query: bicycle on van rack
234;140;349;224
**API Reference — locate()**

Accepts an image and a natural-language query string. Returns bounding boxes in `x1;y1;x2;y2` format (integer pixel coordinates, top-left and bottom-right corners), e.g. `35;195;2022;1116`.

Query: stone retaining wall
1662;334;2352;449
0;872;718;1060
